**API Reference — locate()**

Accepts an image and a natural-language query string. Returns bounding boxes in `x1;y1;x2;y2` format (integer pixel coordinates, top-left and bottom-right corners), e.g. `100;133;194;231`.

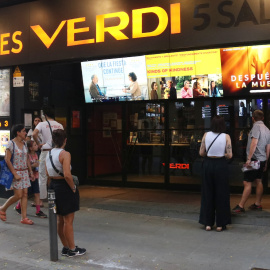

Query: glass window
168;100;211;184
126;102;165;183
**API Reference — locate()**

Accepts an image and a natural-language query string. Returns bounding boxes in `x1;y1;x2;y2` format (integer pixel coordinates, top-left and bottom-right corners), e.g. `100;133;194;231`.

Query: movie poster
220;47;249;96
81;56;148;102
248;45;270;93
0;130;10;156
0;69;10;116
145;53;170;78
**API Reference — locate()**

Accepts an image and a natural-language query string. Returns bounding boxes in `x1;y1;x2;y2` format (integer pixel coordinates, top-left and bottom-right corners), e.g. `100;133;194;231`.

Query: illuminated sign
1;0;270;67
31;4;180;48
0;119;10;128
0;3;181;56
162;163;190;169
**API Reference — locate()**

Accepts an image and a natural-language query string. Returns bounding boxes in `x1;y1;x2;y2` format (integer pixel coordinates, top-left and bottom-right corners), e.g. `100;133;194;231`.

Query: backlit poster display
248;45;270;93
0;70;10;116
220;47;249;96
0;130;10;156
82;44;270;103
145;54;170;78
169;52;195;77
82;56;147;102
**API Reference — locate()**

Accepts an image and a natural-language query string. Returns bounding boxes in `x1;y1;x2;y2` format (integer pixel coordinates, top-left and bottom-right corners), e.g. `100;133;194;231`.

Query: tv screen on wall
81;44;270;103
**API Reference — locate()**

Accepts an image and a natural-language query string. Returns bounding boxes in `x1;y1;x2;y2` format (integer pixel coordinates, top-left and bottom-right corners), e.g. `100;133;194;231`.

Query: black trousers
199;157;231;227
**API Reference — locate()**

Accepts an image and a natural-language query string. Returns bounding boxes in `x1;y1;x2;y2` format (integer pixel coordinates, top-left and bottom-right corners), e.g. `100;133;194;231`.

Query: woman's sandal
216;226;226;232
0;210;6;222
21;218;34;225
205;226;212;231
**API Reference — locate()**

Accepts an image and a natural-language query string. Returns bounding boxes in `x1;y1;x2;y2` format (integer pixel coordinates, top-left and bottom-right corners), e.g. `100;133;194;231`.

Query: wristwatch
72;185;76;191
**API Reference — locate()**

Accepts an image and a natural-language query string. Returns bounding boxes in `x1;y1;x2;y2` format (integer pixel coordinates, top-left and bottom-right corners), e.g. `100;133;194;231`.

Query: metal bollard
48;189;58;262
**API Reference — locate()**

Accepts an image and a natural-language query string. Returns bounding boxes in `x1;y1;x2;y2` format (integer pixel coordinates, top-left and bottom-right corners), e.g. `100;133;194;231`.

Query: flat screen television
81;44;270;103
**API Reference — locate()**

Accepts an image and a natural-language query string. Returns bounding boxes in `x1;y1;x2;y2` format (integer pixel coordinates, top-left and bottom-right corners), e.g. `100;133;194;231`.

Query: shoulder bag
201;133;221;168
45;115;55;148
0;141;15;189
49;150;79;186
206;133;221;156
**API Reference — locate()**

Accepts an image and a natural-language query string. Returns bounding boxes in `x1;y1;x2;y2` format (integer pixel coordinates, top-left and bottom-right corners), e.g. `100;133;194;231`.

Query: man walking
232;110;270;213
33;106;63;206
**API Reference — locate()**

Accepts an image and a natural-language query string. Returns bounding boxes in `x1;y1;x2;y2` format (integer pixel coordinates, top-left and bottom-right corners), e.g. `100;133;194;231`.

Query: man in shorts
232;110;270;213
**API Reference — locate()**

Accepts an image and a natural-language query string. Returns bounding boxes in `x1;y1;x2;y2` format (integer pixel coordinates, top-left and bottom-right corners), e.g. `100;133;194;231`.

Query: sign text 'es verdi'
0;3;181;55
1;0;270;58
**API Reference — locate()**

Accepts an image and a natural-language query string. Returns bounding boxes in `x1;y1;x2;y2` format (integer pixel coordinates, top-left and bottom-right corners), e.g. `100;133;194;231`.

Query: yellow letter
170;3;181;34
11;31;23;54
31;21;66;49
67;17;94;46
132;7;168;39
0;33;10;55
96;12;129;43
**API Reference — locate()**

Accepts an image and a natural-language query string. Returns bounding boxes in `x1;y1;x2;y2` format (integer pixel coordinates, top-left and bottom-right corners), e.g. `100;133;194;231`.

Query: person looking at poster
123;72;141;100
193;81;208;97
180;81;193;98
89;75;105;100
209;81;221;97
150;82;158;100
232;110;270;213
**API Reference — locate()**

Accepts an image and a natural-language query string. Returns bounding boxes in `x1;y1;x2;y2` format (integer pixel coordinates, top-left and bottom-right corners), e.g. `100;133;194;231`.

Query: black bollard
48;189;58;262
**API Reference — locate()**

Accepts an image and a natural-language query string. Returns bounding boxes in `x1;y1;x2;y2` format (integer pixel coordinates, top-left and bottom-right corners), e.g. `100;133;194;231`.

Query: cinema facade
0;0;270;193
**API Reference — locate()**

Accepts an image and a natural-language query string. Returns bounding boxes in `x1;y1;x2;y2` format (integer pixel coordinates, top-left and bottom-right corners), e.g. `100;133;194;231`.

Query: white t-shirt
35;120;63;150
27;128;43;143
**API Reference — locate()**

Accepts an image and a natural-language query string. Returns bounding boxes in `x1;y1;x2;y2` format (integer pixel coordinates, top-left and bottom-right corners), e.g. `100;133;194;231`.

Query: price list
202;106;211;119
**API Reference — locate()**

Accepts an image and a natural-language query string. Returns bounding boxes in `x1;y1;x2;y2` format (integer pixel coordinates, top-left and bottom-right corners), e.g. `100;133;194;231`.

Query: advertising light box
0;130;10;156
0;69;10;116
82;44;270;103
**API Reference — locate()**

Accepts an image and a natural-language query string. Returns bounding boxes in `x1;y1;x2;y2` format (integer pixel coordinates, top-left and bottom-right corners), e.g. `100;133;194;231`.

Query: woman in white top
45;129;86;257
199;116;233;232
123;72;141;100
26;116;42;143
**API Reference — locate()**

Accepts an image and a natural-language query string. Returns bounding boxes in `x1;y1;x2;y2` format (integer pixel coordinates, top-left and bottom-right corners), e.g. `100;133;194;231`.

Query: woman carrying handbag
199;116;233;232
0;124;34;224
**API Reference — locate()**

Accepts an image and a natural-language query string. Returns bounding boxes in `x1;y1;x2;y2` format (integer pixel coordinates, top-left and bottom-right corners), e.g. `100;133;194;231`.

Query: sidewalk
0;186;270;270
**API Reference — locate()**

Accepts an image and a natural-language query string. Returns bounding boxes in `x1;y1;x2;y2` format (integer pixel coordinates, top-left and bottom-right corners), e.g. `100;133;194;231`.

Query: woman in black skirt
45;129;86;257
199;116;233;232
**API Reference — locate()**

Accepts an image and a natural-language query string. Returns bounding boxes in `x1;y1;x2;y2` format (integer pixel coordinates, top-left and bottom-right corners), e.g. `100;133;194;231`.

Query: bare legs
0;188;28;220
57;213;75;250
239;179;263;208
239;181;252;208
255;179;263;206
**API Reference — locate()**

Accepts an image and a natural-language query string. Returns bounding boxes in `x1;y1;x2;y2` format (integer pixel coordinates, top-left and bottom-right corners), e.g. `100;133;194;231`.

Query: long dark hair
32;116;42;130
151;82;156;90
211;116;226;133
